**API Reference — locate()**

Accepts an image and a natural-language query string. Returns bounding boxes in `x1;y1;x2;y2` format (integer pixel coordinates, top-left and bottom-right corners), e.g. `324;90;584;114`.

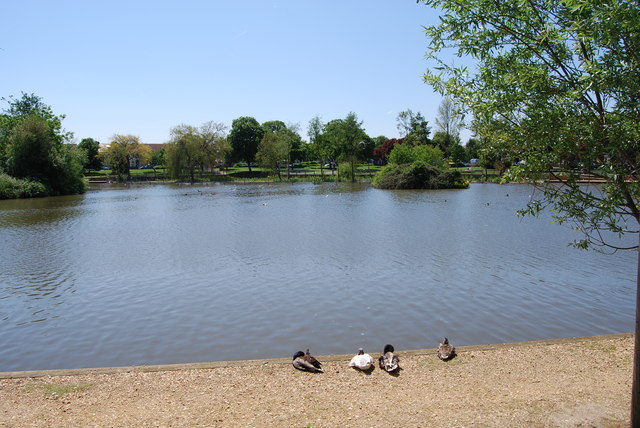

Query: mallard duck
348;348;375;370
378;344;400;373
292;349;324;373
437;337;456;360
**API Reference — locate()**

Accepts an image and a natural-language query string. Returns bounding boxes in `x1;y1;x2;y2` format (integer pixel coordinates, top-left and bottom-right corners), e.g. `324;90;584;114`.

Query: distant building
145;144;164;152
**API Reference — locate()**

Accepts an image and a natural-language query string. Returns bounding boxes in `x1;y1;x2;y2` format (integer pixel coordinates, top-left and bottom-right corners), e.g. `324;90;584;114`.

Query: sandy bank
0;334;632;427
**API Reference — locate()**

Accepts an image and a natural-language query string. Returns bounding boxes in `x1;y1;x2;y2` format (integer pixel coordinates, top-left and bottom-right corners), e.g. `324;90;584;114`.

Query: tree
323;112;368;182
464;137;480;161
0;93;86;196
373;138;405;165
165;121;228;183
373;135;388;148
387;141;445;167
432;130;461;158
308;115;330;177
387;141;414;165
228;116;264;172
0;93;72;171
358;135;376;163
7;115;52;182
420;0;640;421
151;147;165;167
165;125;202;183
434;98;462;156
261;121;303;178
199;121;230;169
449;142;467;164
256;128;289;179
396;109;432;145
78;138;101;171
102;135;150;181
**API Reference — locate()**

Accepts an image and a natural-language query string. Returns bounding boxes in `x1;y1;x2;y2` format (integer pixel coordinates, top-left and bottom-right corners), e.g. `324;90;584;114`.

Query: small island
372;139;468;190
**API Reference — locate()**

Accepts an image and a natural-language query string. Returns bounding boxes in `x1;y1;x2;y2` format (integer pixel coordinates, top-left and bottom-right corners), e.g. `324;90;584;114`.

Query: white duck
348;348;375;370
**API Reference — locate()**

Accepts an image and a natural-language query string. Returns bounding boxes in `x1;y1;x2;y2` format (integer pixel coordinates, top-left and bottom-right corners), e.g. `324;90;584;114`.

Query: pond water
0;182;635;371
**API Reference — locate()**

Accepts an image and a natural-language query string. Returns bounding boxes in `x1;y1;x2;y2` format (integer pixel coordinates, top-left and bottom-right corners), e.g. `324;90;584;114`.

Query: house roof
145;144;164;152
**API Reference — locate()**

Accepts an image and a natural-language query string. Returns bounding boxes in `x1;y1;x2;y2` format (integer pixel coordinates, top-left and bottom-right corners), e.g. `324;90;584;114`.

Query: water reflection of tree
0;195;82;324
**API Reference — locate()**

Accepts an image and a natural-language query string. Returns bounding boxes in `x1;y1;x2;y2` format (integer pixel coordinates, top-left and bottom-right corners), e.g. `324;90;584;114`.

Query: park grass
85;163;497;185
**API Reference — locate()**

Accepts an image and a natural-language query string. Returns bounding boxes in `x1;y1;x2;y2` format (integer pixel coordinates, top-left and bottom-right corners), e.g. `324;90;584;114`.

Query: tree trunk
632;232;640;426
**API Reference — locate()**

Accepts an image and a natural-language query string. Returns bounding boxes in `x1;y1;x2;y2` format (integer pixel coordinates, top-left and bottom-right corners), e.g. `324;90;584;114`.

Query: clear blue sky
1;0;469;144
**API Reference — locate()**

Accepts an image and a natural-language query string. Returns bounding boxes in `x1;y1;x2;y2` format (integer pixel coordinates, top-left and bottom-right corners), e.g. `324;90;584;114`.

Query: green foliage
387;142;414;165
258;121;303;179
151;147;165;167
7;115;53;181
228;116;264;172
375;140;457;189
307;115;327;164
78;138;101;170
102;136;132;181
373;162;467;189
102;135;151;182
0;173;47;199
256;129;288;179
0;94;86;197
396;109;431;145
322;112;369;182
337;162;353;181
434;98;462;156
420;0;640;250
165;122;228;183
431;131;460;158
0;93;71;170
48;141;87;195
449;143;467;163
465;138;480;160
388;142;445;167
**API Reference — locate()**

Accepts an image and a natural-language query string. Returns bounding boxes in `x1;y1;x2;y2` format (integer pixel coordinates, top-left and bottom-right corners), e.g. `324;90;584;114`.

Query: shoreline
0;332;631;379
1;333;633;427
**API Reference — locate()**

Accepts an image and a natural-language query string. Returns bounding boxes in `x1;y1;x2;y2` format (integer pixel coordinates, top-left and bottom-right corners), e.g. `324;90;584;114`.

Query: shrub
387;143;415;165
387;142;445;167
337;163;353;182
0;173;48;199
372;162;468;190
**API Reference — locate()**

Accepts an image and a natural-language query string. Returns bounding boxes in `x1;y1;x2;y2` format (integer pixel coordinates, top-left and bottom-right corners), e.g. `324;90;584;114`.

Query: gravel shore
0;334;632;427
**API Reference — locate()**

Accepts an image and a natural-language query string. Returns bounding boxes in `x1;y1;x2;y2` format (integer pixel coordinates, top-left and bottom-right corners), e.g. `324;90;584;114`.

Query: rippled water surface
0;182;635;371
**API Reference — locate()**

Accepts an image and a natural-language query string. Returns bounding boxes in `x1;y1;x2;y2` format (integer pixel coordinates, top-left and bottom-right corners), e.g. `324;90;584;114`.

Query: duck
378;344;400;373
292;349;324;373
348;348;375;370
437;337;456;361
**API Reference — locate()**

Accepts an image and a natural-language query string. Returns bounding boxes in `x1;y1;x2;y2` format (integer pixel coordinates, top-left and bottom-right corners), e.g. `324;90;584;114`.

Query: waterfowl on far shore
292;349;324;373
348;348;375;370
437;337;456;361
378;344;400;373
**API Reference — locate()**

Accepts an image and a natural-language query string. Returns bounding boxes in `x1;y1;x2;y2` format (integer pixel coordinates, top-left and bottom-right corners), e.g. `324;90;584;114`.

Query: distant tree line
1;91;494;197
